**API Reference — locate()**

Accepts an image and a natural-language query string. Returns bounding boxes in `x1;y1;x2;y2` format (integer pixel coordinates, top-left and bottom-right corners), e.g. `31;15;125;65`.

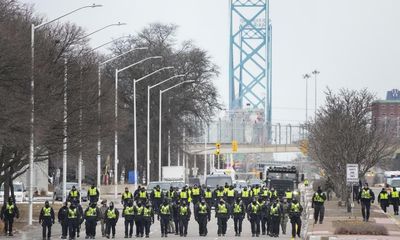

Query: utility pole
303;74;311;124
312;70;320;120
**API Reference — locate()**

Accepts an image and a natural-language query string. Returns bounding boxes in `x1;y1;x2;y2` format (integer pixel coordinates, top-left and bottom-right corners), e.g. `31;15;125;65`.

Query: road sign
346;164;359;183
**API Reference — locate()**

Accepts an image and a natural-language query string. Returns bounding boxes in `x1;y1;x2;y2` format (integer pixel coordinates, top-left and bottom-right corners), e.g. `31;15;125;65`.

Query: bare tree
308;88;399;201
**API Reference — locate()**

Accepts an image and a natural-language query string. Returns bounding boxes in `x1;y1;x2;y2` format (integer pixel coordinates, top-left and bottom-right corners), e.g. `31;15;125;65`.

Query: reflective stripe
251;204;258;213
198;204;208;214
217;204;228;214
124;206;134;215
313;193;325;203
205;191;212;198
43;207;51;216
291;203;300;212
136;206;144;215
143;207;152;217
233;203;242;213
270;206;279;216
107;209;116;219
180;206;188;215
160;205;170;215
86;207;97;217
6;204;14;214
68;209;77;218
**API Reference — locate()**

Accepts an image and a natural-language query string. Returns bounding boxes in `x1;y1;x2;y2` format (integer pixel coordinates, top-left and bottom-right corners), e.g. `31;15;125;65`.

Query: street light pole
147;74;185;184
312;70;320;120
29;3;102;225
303;74;311;124
96;47;148;189
114;56;162;199
159;80;195;181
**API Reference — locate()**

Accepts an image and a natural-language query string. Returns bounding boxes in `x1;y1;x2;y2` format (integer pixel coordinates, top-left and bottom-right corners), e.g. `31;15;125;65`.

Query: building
371;89;400;136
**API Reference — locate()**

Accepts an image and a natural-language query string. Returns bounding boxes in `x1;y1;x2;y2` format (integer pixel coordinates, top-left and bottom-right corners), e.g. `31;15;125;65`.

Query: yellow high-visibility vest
43;207;51;216
89;188;97;196
68;209;77;218
143;207;152;217
313;193;325;203
198;204;207;214
180;206;188;215
6;204;14;214
107;209;116;219
270;205;279;216
291;203;300;213
160;205;170;215
122;192;133;200
192;188;200;196
285;191;293;199
380;192;389;200
242;190;250;197
227;190;235;197
136;206;144;215
70;190;78;197
216;190;224;197
217;204;228;214
361;189;371;199
252;188;260;196
251;204;258;213
154;190;161;198
86;207;97;217
233;203;242;213
392;191;399;198
139;191;147;199
205;191;212;199
124;206;134;215
180;191;188;199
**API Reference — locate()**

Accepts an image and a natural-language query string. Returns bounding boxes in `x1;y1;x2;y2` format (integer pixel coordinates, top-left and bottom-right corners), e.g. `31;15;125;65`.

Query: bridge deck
187;143;300;154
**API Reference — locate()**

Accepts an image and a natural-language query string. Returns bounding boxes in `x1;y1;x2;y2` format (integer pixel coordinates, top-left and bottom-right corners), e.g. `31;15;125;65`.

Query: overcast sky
19;0;400;124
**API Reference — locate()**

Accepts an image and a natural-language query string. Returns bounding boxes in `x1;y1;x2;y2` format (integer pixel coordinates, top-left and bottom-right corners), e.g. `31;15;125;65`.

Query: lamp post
133;66;174;189
114;56;162;199
96;47;147;190
159;80;195;181
303;74;311;124
312;70;320;120
29;3;102;225
147;74;185;184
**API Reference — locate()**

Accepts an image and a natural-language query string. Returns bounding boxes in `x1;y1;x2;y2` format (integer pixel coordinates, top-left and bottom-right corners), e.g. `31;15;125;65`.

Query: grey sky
20;0;400;124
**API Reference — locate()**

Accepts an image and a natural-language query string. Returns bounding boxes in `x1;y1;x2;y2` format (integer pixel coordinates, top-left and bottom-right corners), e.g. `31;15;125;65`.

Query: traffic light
232;140;238;152
215;148;220;155
216;142;221;149
299;140;308;155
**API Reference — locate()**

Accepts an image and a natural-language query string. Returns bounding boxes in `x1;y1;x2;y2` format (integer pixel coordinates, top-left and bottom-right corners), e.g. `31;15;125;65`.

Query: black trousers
393;200;399;214
68;219;78;238
217;217;228;235
361;201;371;221
179;219;189;235
271;216;280;236
380;200;389;213
314;204;325;223
143;218;152;236
261;216;267;234
249;216;260;235
233;216;243;233
4;218;13;234
85;219;97;237
124;219;134;237
290;216;302;238
135;219;143;236
106;219;116;237
42;221;52;238
160;216;170;235
197;215;208;236
61;221;68;237
173;218;180;234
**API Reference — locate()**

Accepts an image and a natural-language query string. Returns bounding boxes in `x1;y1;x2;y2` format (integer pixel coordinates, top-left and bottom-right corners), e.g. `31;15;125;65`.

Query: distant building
371;89;400;136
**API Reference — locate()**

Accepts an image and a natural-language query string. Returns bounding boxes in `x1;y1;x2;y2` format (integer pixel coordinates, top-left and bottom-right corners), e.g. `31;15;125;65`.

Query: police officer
105;201;119;239
134;200;144;237
122;200;135;238
204;186;214;207
269;187;278;201
191;184;202;206
68;186;80;203
67;203;80;240
166;186;176;204
178;200;191;237
241;186;251;207
39;200;55;240
194;198;211;236
138;187;148;203
260;186;269;202
247;198;260;237
57;202;69;239
159;200;172;237
285;188;293;202
258;197;268;235
269;199;282;237
312;186;327;224
357;183;375;222
179;186;189;203
121;187;133;207
390;187;399;215
289;198;303;239
171;200;180;235
214;186;225;207
84;202;100;239
252;184;261;197
151;185;163;213
232;197;245;236
280;198;290;235
215;199;229;236
378;188;389;213
143;201;154;238
75;201;84;238
87;184;99;204
99;200;108;237
304;179;309;187
1;197;19;236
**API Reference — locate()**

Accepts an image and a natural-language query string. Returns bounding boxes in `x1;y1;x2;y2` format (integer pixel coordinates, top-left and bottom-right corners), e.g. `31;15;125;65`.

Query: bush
334;220;388;235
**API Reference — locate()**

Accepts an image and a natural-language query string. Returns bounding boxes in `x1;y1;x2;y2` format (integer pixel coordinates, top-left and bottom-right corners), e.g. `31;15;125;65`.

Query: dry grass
333;220;388;235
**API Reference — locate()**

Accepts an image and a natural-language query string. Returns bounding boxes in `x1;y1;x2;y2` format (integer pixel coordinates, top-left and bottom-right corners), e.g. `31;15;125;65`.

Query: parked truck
162;166;185;182
265;166;300;198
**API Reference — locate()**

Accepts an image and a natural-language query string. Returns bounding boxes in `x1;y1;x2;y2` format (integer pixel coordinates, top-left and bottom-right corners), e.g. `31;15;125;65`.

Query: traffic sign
346;164;359;183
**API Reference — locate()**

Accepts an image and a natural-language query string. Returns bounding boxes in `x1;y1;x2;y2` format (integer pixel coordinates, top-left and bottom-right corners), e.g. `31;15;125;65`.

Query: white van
0;182;26;203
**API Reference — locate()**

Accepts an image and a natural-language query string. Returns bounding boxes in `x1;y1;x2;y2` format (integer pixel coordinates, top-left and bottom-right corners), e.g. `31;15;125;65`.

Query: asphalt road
16;208;303;240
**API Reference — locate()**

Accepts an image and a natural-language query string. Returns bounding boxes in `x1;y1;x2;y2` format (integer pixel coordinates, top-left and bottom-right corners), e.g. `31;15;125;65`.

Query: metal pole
158;91;163;181
78;67;83;191
133;79;138;189
306;76;308;122
217;154;220;169
204;124;207;182
29;23;35;226
114;69;119;200
97;66;102;188
62;58;68;203
168;130;171;166
147;86;151;184
177;148;180;166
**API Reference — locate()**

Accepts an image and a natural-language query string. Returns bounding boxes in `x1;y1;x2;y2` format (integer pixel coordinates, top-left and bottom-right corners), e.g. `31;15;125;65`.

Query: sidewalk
305;199;400;240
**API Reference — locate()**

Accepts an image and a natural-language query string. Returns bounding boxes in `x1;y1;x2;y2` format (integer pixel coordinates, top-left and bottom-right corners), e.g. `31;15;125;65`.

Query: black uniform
122;202;135;238
151;187;163;214
143;204;154;238
67;205;81;239
178;202;191;236
84;204;100;239
105;204;119;238
312;189;327;224
0;199;19;236
121;190;134;207
357;186;375;222
135;203;145;237
191;186;202;206
247;201;261;237
215;201;230;236
159;202;172;237
57;203;69;239
289;200;303;238
75;203;84;238
269;202;282;237
203;188;214;207
390;188;400;215
68;188;80;204
232;200;245;236
171;201;180;235
39;202;55;239
258;199;268;235
194;201;211;236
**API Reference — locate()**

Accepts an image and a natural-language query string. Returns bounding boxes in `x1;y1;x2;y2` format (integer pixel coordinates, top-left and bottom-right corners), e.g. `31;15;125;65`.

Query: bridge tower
229;0;272;128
